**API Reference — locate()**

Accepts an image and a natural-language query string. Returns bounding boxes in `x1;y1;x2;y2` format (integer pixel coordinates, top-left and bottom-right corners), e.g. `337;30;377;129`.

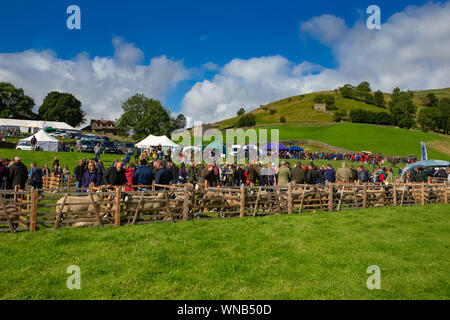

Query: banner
420;141;428;161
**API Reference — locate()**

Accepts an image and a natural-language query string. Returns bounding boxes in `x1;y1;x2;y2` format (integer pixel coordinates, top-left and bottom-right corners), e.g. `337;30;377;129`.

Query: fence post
328;184;333;212
89;182;94;193
240;184;245;218
183;184;190;220
287;182;292;214
393;184;397;206
30;188;38;232
421;183;425;206
115;187;121;226
362;184;367;209
444;182;448;204
152;181;155;191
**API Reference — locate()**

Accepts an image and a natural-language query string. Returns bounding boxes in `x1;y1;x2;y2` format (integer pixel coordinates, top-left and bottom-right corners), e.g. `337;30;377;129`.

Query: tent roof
205;139;223;150
20;130;59;143
401;160;450;176
262;142;289;151
0;118;76;130
135;135;179;148
289;146;304;151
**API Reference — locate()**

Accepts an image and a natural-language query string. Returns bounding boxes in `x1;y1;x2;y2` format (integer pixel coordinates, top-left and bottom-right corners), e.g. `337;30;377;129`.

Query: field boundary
1;182;449;233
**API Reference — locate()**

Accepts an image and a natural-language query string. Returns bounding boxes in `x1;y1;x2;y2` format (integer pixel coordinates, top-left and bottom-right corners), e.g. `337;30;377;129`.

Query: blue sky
0;0;449;124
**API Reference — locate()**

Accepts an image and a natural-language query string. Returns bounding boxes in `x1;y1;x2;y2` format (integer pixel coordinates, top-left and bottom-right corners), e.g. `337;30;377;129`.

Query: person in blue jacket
132;159;154;190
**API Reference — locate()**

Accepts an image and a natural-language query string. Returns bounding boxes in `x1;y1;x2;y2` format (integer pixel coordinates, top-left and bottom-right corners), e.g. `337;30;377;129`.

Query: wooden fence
1;182;449;233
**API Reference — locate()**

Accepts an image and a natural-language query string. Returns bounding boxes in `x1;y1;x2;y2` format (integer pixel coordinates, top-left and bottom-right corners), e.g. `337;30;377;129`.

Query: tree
421;93;439;107
363;93;374;105
237;108;245;116
388;88;417;129
355;81;371;101
373;90;385;108
38;92;85;127
0;82;35;119
349;109;392;125
339;84;355;99
236;114;256;128
314;94;336;110
115;94;185;140
437;98;450;134
417;108;439;132
333;110;348;122
174;114;187;129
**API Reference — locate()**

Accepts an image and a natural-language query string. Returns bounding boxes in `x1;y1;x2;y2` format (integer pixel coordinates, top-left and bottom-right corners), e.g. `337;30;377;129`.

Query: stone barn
314;103;327;112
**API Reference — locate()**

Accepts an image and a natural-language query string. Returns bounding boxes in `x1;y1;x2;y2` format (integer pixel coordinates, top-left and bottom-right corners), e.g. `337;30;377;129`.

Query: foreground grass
0;204;449;300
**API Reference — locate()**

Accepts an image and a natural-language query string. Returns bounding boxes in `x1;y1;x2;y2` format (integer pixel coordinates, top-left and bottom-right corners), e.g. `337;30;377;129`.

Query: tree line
346;83;449;134
0;82;186;139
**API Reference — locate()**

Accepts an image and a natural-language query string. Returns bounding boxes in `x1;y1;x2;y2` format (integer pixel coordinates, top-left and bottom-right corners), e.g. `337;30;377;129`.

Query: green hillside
214;88;450;129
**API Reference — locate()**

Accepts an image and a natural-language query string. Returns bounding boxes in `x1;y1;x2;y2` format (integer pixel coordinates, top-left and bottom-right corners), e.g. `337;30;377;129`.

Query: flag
420;141;428;161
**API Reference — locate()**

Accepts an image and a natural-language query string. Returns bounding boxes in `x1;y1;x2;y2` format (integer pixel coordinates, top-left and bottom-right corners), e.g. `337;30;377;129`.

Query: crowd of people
1;152;449;192
279;150;416;167
0;129;21;141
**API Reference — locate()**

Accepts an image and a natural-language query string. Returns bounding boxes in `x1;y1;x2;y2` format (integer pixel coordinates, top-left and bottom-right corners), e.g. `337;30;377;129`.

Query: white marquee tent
0;118;77;133
18;130;61;152
135;135;179;148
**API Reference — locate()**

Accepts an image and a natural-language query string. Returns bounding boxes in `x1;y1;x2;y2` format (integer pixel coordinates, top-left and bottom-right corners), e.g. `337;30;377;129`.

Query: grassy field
261;123;450;160
0;204;448;299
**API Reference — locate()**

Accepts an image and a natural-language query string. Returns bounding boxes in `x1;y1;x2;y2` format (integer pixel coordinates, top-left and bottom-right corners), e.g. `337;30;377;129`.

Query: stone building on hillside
314;103;327;112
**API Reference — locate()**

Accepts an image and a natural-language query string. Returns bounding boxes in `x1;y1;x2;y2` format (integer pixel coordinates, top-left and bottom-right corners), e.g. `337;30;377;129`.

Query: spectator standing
277;161;291;186
291;162;305;185
336;162;352;183
94;143;101;160
132;159;154;188
30;135;37;151
0;160;7;189
8;156;28;190
28;162;43;189
74;160;85;191
154;160;173;188
105;162;127;186
81;162;102;188
357;166;370;183
324;164;336;183
125;163;135;191
305;163;320;184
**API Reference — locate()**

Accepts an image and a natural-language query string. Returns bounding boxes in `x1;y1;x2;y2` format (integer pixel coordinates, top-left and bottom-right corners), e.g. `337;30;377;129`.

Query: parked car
118;142;136;154
100;141;121;154
78;140;95;153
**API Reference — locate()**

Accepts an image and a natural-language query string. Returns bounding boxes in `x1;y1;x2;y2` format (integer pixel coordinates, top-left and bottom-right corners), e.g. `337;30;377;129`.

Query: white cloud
300;14;349;45
182;1;450;124
0;38;190;125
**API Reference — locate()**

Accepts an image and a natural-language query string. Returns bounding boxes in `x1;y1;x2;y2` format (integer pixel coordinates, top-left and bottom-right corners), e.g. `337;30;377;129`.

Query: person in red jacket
125;163;135;191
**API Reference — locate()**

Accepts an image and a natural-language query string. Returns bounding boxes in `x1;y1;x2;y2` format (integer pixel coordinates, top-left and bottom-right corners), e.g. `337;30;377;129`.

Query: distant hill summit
212;87;450;129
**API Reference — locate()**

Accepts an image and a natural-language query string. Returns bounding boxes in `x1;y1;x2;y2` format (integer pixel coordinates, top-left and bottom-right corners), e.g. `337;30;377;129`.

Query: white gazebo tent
19;130;60;151
135;135;179;148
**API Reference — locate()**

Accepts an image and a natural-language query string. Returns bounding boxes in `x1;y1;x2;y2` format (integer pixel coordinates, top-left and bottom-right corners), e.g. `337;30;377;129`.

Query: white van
16;140;32;151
